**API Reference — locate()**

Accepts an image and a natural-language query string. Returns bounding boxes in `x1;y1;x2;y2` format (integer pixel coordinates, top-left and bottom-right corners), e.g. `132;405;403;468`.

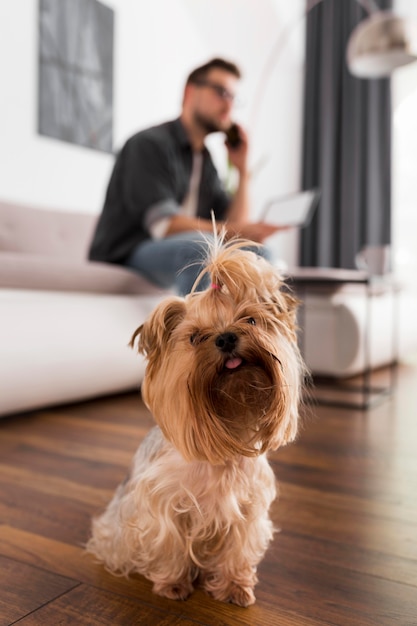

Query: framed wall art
38;0;114;153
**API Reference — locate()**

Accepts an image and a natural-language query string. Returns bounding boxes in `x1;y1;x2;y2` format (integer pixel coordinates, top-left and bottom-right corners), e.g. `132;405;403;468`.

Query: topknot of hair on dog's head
196;238;284;304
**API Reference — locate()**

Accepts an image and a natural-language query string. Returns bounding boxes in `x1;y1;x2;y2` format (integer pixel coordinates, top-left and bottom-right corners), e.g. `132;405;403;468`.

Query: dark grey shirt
88;118;231;264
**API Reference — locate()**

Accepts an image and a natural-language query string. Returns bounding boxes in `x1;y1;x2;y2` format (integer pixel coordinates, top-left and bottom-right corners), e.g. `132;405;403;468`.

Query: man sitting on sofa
88;57;284;295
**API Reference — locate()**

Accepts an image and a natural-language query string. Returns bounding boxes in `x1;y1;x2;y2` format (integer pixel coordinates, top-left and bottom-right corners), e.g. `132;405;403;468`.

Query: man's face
189;68;239;134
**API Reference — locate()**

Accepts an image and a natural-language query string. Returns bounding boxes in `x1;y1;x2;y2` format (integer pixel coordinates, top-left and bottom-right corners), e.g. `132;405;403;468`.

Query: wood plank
0;463;110;506
0;484;96;545
271;530;417;588
273;482;417;559
15;583;203;626
0;415;145;466
0;429;136;467
0;554;78;626
258;539;417;626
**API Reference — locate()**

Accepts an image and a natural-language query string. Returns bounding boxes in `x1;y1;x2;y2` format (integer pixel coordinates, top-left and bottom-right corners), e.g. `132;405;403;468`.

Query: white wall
0;0;305;263
392;0;417;289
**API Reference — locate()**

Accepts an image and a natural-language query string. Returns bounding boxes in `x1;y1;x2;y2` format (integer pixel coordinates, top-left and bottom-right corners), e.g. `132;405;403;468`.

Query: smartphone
225;123;242;149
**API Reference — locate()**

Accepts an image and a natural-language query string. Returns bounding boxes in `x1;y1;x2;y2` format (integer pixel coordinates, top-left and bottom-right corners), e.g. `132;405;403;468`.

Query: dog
87;238;305;607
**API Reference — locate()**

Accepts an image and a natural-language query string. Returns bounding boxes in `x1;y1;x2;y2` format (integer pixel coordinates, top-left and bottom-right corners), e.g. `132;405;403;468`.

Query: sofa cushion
0;252;166;295
0;201;96;260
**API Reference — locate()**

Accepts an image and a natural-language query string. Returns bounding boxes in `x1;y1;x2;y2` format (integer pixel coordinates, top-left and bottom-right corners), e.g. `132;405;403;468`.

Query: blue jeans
124;232;270;296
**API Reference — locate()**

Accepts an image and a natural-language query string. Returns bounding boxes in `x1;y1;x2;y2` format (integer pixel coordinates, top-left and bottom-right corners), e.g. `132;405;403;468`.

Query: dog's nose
215;332;238;353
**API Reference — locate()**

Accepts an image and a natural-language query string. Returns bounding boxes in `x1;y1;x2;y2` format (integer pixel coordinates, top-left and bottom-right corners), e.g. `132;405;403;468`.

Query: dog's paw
152;580;193;601
204;579;256;607
226;582;256;607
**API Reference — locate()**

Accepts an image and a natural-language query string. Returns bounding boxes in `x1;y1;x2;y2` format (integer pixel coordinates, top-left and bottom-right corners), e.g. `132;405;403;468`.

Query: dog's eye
247;317;256;325
190;331;210;345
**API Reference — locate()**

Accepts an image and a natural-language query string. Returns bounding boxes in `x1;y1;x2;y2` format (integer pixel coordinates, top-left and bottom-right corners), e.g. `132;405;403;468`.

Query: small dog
87;238;304;607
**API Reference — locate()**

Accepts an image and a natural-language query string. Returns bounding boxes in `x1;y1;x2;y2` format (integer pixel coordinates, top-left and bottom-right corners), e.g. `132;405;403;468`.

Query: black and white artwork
38;0;114;153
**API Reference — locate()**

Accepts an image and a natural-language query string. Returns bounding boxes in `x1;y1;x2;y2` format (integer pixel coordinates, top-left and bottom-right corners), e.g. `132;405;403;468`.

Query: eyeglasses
193;80;237;103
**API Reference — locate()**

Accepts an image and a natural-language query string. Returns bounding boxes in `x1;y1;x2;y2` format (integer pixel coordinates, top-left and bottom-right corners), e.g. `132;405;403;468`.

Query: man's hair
186;58;241;85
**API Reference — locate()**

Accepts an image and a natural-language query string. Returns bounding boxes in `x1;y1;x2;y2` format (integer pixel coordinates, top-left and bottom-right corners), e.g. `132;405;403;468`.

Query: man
89;58;282;295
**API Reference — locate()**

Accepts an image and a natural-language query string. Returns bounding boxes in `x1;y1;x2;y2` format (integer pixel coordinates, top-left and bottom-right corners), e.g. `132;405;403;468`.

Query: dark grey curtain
300;0;392;268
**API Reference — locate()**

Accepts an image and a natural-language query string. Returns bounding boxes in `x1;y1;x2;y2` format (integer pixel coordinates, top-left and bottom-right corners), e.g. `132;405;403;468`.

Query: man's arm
165;214;220;236
165;193;284;243
161;124;287;242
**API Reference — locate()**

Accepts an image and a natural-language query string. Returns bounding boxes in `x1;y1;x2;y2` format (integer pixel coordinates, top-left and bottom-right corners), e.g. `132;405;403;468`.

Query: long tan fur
87;238;305;607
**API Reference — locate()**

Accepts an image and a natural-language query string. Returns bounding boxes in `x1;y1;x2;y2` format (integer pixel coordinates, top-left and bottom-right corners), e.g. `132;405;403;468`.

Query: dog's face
131;242;304;465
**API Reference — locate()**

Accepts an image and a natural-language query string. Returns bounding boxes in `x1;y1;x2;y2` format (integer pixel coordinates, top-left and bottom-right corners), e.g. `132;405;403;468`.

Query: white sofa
2;200;416;417
0;200;167;417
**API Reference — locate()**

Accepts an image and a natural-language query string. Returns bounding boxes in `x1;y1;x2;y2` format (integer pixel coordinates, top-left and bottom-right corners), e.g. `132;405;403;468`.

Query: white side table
285;267;399;409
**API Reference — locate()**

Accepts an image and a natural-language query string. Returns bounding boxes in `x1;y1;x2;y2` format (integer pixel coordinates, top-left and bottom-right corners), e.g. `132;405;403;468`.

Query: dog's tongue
225;357;242;369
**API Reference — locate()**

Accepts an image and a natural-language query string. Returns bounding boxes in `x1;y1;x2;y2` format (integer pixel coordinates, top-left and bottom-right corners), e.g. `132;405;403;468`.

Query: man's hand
227;221;292;243
225;123;248;175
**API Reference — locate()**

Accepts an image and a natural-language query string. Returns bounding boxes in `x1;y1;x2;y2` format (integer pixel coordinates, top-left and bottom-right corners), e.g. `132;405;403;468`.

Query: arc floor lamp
250;0;417;127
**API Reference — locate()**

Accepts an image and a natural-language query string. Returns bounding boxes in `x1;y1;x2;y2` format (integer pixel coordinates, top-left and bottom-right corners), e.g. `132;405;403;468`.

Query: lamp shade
346;10;417;78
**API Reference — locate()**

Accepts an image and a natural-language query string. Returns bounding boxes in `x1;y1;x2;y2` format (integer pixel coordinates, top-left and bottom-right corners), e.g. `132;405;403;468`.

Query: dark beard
194;112;224;135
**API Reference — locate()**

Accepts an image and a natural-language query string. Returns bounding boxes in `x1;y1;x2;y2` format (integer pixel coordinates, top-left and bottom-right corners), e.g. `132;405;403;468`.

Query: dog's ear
130;297;186;358
276;289;299;321
264;286;299;342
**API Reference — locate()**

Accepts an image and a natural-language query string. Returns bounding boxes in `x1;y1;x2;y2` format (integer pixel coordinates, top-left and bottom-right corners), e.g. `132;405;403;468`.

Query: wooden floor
1;363;417;626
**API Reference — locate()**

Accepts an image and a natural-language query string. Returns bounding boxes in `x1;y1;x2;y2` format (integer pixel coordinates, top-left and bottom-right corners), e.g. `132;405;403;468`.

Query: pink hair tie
211;283;220;290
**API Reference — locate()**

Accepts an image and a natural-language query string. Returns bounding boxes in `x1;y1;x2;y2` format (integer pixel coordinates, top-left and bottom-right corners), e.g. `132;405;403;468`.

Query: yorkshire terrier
87;238;305;607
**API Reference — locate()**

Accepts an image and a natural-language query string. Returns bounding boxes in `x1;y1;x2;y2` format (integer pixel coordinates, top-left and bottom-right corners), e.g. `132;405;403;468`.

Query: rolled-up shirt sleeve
145;199;178;235
147;214;172;239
